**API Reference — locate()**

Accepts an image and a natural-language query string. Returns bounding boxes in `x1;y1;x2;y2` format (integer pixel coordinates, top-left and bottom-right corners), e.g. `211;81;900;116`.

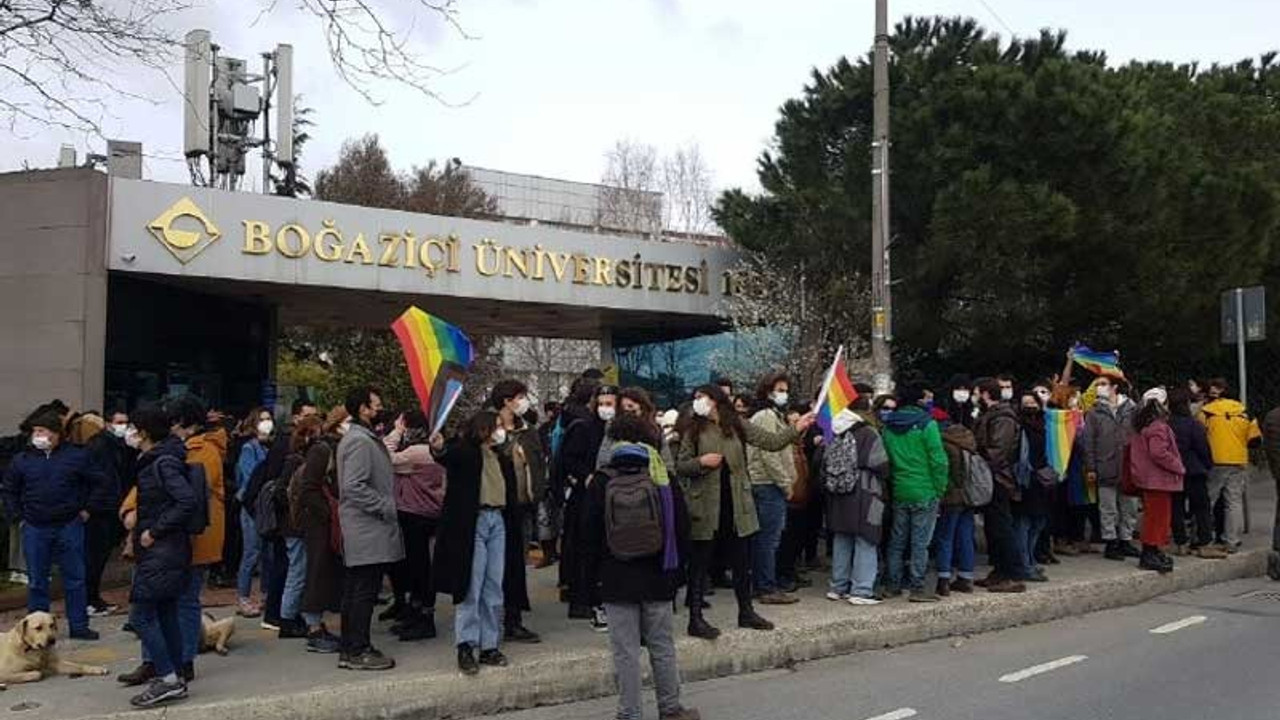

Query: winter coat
383;428;446;519
1081;399;1136;485
823;421;889;545
336;423;405;568
1128;420;1185;493
235;439;268;503
583;454;691;604
880;407;949;505
1017;411;1053;517
676;418;799;542
1264;407;1280;482
940;424;978;507
185;428;227;566
130;436;196;603
82;432;122;514
514;421;548;503
560;407;605;489
433;439;520;605
1169;415;1213;479
296;439;341;614
746;408;798;492
2;442;105;526
974;403;1023;492
1199;398;1262;466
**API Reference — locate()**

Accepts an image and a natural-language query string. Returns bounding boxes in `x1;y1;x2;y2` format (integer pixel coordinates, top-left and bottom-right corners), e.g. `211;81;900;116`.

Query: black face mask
1020;407;1041;421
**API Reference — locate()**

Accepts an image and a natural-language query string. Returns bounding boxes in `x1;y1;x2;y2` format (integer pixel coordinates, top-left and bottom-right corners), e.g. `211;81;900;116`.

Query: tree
662;143;716;234
599;138;720;235
313;134;405;209
0;0;468;136
497;337;599;403
270;101;314;198
404;158;499;218
716;15;1280;389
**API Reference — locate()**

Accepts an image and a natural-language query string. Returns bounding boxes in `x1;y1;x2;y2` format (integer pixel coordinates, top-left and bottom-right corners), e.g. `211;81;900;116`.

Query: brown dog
0;611;108;686
199;613;235;656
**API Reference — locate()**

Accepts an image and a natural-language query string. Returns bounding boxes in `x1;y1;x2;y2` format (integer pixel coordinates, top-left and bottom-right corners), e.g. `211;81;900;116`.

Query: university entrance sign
112;178;738;318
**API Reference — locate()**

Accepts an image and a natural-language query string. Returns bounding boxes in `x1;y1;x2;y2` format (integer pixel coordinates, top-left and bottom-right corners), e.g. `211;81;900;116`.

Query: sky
3;0;1280;195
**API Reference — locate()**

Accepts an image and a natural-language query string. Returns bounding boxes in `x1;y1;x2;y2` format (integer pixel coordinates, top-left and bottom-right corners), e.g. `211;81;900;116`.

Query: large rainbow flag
1071;343;1125;379
1044;409;1083;478
390;307;474;434
813;346;859;442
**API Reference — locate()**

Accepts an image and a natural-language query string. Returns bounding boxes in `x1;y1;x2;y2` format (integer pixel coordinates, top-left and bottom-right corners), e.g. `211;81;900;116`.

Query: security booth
0;168;737;426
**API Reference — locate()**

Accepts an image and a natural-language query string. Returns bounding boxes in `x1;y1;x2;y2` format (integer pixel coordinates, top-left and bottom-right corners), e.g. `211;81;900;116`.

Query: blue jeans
22;520;88;632
886;500;939;591
750;485;787;594
455;509;505;651
830;532;879;598
935;507;976;580
130;599;183;678
237;509;261;600
1014;513;1049;575
140;566;205;665
282;537;307;621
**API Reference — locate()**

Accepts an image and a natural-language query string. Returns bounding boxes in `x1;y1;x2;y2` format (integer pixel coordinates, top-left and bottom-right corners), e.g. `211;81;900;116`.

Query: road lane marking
998;655;1088;683
1150;615;1207;634
863;709;918;720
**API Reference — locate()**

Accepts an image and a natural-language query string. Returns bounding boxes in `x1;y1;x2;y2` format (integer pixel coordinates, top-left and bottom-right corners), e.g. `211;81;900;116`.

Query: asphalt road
494;577;1280;720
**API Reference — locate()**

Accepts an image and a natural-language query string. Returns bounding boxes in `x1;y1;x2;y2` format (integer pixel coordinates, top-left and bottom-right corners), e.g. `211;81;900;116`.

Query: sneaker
342;648;395;671
129;679;188;708
504;624;541;644
847;595;882;606
117;662;156;687
1170;544;1189;557
590;606;609;633
87;603;116;618
1103;541;1126;561
278;618;309;640
950;578;974;594
908;589;940;603
1026;568;1049;583
260;617;282;632
1194;545;1229;559
825;591;849;601
881;584;903;598
306;630;341;654
1120;542;1142;558
378;602;409;623
69;627;99;641
758;592;800;605
236;599;261;618
458;645;479;675
737;611;774;631
987;579;1027;594
660;708;703;720
478;649;508;667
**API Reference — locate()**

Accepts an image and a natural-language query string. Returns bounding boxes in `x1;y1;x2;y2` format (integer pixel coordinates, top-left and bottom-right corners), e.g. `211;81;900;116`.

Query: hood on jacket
1202;398;1248;417
186;427;228;456
942;423;977;452
140;435;188;469
883;406;933;434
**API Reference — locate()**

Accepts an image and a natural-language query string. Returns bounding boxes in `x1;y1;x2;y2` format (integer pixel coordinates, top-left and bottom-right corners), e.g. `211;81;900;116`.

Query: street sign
1221;286;1266;344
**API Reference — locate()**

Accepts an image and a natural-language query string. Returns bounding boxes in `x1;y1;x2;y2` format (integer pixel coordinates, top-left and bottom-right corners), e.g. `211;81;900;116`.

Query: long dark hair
1133;398;1167;432
1168;387;1194;418
690;384;744;439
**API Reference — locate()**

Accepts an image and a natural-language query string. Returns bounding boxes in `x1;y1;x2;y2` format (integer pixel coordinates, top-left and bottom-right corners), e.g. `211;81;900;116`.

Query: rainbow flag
390;307;474;434
1045;409;1082;478
814;346;859;442
1071;343;1125;379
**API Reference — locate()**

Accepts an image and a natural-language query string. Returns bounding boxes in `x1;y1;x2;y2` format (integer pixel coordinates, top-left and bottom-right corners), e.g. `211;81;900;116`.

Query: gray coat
336;423;405;568
1081;399;1136;486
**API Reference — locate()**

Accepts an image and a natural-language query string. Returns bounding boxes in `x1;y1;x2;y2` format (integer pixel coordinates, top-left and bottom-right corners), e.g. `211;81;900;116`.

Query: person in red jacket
1127;388;1184;574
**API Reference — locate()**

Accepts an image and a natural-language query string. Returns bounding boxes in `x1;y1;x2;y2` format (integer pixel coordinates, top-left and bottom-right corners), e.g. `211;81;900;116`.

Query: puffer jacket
130;436;196;603
1169;414;1212;478
383;428;446;519
1128;420;1185;493
880;407;949;505
1199;398;1262;466
185;428;228;566
941;423;977;507
1081;399;1136;485
974;402;1022;491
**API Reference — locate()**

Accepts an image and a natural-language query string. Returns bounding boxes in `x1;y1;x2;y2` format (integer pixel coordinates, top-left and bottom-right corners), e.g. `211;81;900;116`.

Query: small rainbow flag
814;346;859;442
1045;409;1082;478
390;307;474;435
1071;343;1125;379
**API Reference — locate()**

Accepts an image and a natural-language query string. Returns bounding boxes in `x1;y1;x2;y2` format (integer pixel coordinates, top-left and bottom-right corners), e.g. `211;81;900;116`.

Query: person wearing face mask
940;375;975;429
560;384;619;630
677;385;816;638
487;379;542;645
65;412;125;618
232;407;274;619
1127;388;1184;573
1;406;106;640
432;410;521;675
745;372;801;605
823;401;889;605
379;409;444;641
1080;375;1140;561
1012;391;1054;583
972;378;1027;593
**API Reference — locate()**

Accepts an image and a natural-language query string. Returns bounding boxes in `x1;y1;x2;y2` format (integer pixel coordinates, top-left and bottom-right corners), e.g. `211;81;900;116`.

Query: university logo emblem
147;197;221;264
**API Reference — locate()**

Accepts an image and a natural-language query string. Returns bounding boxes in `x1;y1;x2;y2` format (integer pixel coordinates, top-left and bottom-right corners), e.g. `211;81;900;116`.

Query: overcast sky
3;0;1278;195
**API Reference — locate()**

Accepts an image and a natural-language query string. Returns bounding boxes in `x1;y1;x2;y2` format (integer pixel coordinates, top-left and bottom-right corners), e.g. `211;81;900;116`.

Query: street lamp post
869;0;893;393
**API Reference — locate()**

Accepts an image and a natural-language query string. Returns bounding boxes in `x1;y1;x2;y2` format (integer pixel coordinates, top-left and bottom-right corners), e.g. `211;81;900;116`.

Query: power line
974;0;1015;35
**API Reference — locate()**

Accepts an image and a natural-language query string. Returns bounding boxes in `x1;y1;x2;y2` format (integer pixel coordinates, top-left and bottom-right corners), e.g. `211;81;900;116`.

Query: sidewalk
11;475;1277;720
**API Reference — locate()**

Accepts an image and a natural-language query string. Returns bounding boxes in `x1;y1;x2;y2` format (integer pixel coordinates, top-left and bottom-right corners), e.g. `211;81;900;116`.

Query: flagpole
812;345;845;415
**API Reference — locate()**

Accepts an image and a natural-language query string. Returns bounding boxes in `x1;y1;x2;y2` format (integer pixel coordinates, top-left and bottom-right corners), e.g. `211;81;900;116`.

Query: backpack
255;477;283;538
823;432;869;496
602;468;665;560
961;450;994;507
159;456;210;535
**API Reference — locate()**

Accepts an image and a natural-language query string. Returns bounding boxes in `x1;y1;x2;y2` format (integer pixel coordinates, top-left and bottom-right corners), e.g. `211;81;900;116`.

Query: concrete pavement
7;474;1277;720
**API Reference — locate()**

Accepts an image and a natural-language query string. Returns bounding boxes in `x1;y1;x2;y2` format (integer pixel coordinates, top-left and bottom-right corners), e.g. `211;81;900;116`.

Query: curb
82;546;1268;720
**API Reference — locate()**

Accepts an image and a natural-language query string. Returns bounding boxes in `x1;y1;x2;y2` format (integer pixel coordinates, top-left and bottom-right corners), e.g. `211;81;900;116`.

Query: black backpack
255;477;283;539
602;468;665;560
159;456;210;535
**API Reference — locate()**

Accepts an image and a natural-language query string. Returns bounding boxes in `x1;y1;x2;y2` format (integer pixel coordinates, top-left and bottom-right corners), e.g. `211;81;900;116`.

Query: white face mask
1096;385;1112;400
31;434;52;452
1116;394;1129;406
125;428;141;449
491;428;507;446
1035;389;1051;403
771;391;789;408
952;390;971;404
514;397;531;417
692;397;713;417
110;422;129;438
257;419;275;437
597;405;616;422
1000;388;1014;401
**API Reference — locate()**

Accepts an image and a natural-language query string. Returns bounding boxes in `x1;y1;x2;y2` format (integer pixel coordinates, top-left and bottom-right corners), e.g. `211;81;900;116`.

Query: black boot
687;609;721;640
1103;540;1126;561
738;603;775;631
397;611;438;641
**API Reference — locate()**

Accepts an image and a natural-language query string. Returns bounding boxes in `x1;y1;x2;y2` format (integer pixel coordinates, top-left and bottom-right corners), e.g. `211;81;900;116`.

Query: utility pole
869;0;893;393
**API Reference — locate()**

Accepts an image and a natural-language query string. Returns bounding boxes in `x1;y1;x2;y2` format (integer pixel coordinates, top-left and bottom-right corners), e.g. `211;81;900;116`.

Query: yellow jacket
120;427;228;566
1198;399;1261;466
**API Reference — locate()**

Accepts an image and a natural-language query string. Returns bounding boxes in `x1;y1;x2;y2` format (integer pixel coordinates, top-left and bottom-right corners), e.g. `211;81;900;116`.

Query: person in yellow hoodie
117;395;226;687
1198;378;1261;553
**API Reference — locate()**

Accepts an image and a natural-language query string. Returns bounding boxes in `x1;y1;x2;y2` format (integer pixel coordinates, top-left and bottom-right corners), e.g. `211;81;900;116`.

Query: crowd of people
1;355;1278;717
